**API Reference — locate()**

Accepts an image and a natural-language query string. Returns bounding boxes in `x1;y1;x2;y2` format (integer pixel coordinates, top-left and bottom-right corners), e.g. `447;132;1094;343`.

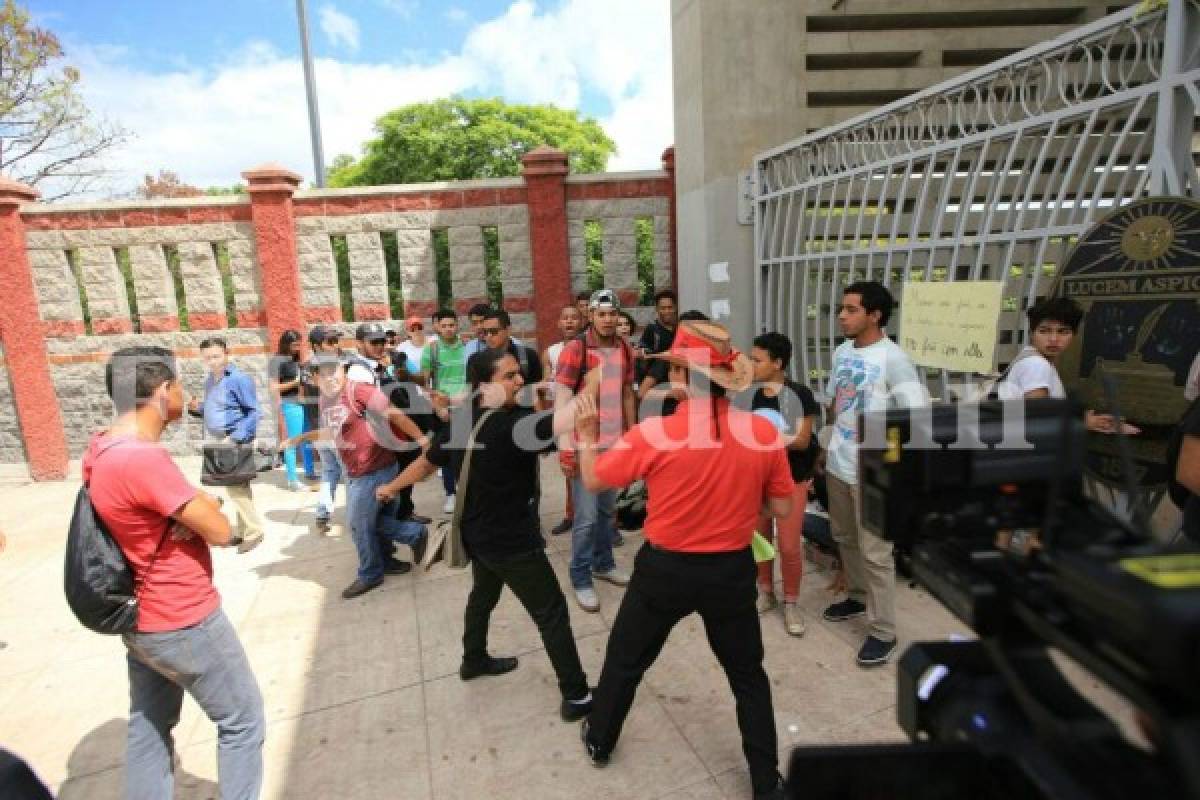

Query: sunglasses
481;327;505;336
366;338;387;345
408;324;424;331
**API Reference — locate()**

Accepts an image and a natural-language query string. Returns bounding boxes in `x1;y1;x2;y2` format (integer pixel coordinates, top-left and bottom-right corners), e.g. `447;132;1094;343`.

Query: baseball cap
589;288;620;311
355;322;388;342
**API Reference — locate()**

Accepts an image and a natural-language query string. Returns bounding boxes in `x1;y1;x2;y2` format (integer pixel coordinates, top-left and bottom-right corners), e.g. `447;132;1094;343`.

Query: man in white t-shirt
821;281;922;667
397;315;428;377
1001;297;1138;435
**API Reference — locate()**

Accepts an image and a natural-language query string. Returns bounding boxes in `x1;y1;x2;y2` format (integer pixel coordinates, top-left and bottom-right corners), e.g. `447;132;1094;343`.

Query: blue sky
24;1;672;194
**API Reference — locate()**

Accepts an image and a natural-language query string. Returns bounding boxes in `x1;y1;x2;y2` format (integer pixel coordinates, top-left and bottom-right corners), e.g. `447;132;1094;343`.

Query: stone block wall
566;172;674;323
0;345;25;464
4;154;674;474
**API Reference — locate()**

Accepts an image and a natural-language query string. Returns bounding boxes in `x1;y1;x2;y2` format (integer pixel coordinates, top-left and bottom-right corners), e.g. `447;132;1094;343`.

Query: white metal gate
753;0;1200;399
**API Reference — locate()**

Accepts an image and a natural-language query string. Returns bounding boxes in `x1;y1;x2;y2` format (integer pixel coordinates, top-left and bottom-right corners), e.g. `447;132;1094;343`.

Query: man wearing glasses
468;309;544;407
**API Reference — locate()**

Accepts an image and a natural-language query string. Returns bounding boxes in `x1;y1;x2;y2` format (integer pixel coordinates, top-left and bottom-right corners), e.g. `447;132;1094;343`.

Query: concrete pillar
662;146;679;292
242;163;305;349
0;178;69;479
521;146;571;350
671;0;808;345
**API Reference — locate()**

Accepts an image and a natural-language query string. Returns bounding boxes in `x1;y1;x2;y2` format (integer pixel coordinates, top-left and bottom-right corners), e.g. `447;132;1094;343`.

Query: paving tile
413;555;608;680
424;633;706;800
234;585;423;724
177;683;431;800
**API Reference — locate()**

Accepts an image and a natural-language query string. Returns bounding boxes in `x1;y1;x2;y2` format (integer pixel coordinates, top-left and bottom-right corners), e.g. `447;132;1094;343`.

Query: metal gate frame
752;0;1200;400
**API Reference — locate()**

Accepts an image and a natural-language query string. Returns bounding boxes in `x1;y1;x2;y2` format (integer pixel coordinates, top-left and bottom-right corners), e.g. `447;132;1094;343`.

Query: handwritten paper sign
899;281;1003;373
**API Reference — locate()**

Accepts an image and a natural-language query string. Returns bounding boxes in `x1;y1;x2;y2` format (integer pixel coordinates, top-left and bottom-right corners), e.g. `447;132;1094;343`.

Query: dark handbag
201;440;258;486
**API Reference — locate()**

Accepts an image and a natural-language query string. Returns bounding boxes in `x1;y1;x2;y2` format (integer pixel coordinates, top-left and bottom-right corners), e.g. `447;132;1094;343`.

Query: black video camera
786;398;1200;800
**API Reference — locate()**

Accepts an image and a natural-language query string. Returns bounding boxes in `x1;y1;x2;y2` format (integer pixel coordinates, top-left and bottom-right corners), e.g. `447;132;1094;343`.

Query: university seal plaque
1054;196;1200;489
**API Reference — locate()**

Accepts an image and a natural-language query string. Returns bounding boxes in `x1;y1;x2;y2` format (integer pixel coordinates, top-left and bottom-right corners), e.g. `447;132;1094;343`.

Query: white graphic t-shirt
824;336;921;485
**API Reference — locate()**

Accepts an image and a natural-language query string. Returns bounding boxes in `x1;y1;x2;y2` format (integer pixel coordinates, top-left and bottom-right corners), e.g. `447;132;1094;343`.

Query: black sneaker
560;693;593;722
410;531;428;566
341;577;383;599
856;635;897;667
384;557;412;575
551;518;573;536
459;655;519;681
580;718;609;767
822;598;866;622
313;518;331;535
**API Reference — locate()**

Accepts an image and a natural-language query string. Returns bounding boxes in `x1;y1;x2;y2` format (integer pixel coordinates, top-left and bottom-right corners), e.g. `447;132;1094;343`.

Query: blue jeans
569;476;617;589
281;401;315;482
346;461;427;583
122;608;264;800
315;446;342;522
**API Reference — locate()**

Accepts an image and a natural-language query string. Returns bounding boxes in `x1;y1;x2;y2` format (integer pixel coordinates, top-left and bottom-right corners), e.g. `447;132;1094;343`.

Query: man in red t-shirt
575;322;795;800
282;355;429;599
553;288;637;612
84;346;264;799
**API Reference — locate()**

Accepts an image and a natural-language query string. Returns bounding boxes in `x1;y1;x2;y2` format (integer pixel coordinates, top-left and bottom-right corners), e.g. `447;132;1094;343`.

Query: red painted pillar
662;146;679;293
521;146;571;351
0;178;68;479
242;164;305;349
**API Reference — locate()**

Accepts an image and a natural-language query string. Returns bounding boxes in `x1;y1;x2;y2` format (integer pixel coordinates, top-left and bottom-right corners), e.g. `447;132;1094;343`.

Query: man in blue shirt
188;337;266;552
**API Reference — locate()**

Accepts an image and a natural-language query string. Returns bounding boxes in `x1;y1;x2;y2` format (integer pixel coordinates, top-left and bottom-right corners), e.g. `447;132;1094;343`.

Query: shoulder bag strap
87;436;174;601
450;408;497;534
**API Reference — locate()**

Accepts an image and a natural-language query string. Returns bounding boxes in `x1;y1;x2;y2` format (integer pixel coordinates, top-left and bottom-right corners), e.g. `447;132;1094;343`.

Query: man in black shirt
467;308;544;407
375;348;592;721
637;290;678;395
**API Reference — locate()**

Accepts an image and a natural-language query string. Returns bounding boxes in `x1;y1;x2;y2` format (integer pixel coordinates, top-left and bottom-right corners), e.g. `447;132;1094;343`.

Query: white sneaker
593;567;630;586
783;603;806;637
574;586;600;612
443;494;456;514
756;591;778;614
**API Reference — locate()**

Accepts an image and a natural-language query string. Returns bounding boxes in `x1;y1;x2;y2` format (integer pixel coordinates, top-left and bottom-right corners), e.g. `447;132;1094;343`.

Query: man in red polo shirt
575;321;795;800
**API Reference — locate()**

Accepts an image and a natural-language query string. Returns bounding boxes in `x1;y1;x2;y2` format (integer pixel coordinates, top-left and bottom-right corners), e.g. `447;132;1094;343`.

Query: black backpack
64;441;169;634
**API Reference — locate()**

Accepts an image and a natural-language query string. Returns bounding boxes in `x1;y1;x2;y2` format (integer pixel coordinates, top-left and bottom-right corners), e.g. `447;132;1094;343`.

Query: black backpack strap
430;340;440;391
85;435;175;602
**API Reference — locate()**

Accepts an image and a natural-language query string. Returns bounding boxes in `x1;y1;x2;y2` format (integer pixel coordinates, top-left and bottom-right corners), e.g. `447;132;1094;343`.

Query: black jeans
589;544;779;795
462;549;589;701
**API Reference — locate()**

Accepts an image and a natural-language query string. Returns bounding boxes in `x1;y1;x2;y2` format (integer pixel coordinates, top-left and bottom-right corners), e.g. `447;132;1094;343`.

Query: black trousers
589;544;779;794
462;549;589;701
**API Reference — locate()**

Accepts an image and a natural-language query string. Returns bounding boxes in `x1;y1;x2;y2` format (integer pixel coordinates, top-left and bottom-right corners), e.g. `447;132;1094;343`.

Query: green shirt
421;338;468;398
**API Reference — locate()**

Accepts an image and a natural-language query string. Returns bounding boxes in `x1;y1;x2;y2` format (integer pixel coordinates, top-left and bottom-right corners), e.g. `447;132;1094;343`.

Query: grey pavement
0;456;972;799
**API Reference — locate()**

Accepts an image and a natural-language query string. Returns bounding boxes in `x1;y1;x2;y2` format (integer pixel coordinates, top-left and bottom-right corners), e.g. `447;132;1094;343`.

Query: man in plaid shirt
554;289;637;612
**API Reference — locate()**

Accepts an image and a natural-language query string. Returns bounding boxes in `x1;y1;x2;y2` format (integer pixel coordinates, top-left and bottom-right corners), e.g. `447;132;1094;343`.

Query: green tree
330;97;616;186
0;0;126;199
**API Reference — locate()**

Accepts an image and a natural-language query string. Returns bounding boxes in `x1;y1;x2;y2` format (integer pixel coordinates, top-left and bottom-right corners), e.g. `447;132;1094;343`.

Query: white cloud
64;0;673;196
457;0;673;170
444;6;469;24
378;0;419;17
318;5;360;52
69;42;477;192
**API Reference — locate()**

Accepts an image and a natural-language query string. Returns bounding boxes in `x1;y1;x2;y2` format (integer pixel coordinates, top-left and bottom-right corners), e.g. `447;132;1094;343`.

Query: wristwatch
228;533;244;548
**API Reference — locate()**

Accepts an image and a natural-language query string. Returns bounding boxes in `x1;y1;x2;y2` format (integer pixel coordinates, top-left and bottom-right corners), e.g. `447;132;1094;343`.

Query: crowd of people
66;277;1200;800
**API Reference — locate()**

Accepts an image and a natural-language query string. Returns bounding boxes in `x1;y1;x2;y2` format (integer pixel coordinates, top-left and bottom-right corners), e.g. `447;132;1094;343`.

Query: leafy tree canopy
329;96;616;186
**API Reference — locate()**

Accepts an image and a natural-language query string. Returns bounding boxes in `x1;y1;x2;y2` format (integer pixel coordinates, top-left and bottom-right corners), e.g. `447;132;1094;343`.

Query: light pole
295;0;326;187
